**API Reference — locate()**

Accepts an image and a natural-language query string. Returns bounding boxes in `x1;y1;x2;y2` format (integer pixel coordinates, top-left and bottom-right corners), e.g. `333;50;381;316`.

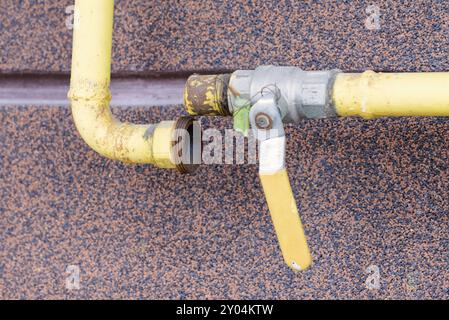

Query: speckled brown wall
0;0;448;300
0;106;448;299
0;0;448;73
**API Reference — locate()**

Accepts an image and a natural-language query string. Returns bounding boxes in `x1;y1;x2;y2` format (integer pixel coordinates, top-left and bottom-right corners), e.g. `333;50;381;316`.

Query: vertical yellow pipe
70;0;113;92
333;71;449;118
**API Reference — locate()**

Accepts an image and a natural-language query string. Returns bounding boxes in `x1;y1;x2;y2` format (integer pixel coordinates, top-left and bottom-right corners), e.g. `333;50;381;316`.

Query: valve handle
260;169;312;271
250;94;312;271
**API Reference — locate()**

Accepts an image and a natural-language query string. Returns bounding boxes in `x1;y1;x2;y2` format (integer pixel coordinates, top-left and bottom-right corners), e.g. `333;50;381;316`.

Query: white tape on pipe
259;136;286;174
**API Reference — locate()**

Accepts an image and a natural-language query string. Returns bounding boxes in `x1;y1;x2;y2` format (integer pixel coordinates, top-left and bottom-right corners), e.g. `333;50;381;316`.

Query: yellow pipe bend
68;0;178;167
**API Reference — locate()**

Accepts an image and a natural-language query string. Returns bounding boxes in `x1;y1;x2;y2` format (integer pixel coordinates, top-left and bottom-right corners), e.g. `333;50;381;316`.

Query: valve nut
255;112;273;129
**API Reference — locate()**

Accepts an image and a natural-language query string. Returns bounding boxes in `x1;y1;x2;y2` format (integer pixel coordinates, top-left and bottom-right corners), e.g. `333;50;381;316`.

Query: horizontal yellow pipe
333;71;449;119
68;0;175;167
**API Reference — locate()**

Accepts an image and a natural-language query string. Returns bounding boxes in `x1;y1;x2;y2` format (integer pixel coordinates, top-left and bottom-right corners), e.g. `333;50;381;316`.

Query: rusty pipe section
184;74;231;116
68;0;198;172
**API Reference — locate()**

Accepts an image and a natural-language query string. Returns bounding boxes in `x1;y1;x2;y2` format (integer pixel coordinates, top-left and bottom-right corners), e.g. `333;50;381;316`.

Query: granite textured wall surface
0;0;448;299
0;0;448;73
0;106;448;299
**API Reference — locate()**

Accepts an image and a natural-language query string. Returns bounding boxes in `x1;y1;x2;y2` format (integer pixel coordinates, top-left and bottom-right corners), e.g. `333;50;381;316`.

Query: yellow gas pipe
333;71;449;118
68;0;195;170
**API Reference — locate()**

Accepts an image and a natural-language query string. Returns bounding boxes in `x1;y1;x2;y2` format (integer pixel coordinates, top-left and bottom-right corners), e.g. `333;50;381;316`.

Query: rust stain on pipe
184;74;231;116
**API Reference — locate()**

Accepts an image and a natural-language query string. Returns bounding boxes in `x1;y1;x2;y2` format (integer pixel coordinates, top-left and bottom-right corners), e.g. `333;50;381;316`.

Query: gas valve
183;66;331;271
183;65;449;271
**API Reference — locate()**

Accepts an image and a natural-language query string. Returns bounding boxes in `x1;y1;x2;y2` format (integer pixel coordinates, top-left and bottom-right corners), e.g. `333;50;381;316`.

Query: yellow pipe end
152;121;177;169
152;117;201;173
